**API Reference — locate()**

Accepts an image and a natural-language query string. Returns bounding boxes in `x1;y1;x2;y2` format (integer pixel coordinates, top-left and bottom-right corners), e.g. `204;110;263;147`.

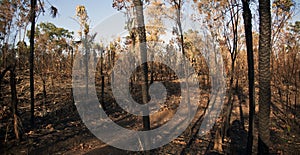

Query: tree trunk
172;0;191;122
42;78;46;105
133;0;150;151
29;0;37;128
241;0;255;154
71;46;74;68
10;66;22;141
150;60;154;84
85;40;89;97
100;50;105;111
223;4;239;141
0;66;11;105
258;0;272;153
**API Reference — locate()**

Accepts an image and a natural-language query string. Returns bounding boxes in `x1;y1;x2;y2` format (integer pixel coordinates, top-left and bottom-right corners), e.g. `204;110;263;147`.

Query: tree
271;0;295;47
0;0;30;68
29;0;37;128
0;0;30;139
29;0;58;128
133;0;151;134
113;0;151;138
258;0;272;153
193;0;244;144
241;0;255;154
75;5;90;97
220;0;242;141
287;21;300;120
145;0;166;84
28;22;73;106
94;43;106;111
165;0;193;124
9;65;23;141
270;1;296;126
6;38;25;141
113;0;151;152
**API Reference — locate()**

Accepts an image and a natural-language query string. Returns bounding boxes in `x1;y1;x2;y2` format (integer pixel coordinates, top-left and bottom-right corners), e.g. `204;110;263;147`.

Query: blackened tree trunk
29;0;37;128
133;0;151;152
241;0;255;154
85;43;89;96
258;0;272;154
133;0;150;131
10;66;22;140
100;49;105;111
223;2;239;141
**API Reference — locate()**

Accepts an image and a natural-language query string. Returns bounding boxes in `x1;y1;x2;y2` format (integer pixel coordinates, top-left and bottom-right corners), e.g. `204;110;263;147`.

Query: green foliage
27;22;73;40
26;22;74;57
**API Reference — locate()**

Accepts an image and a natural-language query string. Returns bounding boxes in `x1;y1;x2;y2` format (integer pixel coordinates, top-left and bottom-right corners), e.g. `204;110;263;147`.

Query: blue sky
37;1;119;35
37;0;300;43
37;0;300;28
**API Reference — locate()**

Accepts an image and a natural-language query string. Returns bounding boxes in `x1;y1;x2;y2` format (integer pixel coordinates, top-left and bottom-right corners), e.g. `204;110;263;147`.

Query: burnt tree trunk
241;0;255;154
10;66;23;141
29;0;37;128
133;0;150;151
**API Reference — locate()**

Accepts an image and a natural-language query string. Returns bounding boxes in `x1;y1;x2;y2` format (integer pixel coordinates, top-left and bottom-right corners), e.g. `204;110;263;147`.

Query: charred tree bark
223;3;239;142
10;66;23;141
241;0;255;154
133;1;151;151
29;0;37;128
100;49;105;111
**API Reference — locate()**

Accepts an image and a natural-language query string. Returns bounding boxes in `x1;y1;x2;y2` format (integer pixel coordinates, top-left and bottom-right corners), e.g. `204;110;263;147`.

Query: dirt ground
1;79;300;155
